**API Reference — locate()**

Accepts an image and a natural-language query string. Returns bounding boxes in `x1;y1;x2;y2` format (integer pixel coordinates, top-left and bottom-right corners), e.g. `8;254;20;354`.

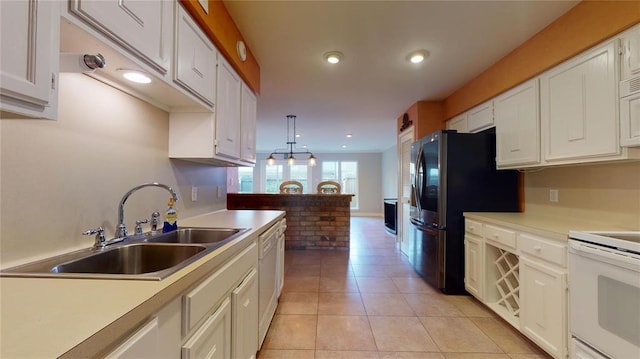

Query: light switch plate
191;186;198;201
549;189;559;203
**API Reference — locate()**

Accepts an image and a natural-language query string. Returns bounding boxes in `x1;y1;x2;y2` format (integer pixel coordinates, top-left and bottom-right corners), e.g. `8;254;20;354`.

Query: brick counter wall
227;193;352;250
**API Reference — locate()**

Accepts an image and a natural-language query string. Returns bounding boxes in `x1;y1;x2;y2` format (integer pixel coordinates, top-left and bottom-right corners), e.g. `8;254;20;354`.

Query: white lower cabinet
106;296;181;359
232;268;259;359
464;217;568;359
464;234;484;300
182;298;231;359
520;257;567;359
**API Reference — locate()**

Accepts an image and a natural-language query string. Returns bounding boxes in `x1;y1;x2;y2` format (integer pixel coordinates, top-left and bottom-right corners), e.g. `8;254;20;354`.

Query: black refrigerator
410;129;519;294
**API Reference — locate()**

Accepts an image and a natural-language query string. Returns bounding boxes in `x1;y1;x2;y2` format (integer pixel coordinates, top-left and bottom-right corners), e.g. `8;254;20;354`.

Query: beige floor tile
404;294;465;317
286;264;321;277
319;276;359;292
315;350;380;358
507;354;552;359
361;293;415;316
355;277;400;293
391;277;440;294
262;314;317;350
318;292;366;315
282;276;320;293
321;264;353;277
443;354;510;359
420;317;502;353
321;252;351;264
352;264;392;277
443;296;495;318
316;315;377;351
369;316;439;352
257;349;315;359
470;317;542;354
379;353;445;359
276;292;319;315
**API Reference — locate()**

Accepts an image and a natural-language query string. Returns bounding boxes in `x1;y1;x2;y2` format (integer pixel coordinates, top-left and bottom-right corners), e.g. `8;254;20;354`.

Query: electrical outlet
549;189;559;203
191;186;198;201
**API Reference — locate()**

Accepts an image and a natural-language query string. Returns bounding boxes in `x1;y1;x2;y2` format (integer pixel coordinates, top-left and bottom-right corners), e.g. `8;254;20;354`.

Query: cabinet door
106;297;181;359
182;298;232;359
175;4;217;106
620;26;640;81
232;268;259;359
68;0;171;74
540;41;619;163
467;101;494;132
215;57;242;159
494;79;540;167
464;235;484;300
520;257;567;359
447;114;468;133
620;90;640;147
1;0;57;119
240;83;257;164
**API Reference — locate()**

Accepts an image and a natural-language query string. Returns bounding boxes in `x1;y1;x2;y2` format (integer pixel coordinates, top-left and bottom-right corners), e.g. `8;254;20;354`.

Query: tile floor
258;217;551;359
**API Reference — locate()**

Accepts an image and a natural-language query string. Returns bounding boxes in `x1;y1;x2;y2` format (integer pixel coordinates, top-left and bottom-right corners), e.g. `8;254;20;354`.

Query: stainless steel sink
0;227;250;280
145;227;248;245
51;243;206;275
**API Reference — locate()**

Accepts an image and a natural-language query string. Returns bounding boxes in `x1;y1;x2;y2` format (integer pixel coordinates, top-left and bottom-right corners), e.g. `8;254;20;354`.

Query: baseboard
351;212;383;217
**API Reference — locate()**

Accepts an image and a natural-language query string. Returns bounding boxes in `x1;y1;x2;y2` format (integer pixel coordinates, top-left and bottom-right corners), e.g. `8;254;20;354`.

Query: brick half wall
227;193;352;250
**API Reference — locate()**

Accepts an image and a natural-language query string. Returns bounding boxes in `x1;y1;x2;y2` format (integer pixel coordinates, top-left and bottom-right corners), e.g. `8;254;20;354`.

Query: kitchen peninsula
227;193;353;250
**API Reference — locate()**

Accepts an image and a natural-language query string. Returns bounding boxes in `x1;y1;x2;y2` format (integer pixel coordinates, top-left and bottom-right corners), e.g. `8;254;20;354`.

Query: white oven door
568;240;640;359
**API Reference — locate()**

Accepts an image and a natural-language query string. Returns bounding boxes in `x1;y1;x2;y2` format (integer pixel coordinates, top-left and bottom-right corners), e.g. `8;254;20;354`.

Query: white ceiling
223;0;578;154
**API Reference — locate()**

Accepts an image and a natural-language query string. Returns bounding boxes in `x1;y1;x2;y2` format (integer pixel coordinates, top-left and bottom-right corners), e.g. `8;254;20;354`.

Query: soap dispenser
162;197;178;233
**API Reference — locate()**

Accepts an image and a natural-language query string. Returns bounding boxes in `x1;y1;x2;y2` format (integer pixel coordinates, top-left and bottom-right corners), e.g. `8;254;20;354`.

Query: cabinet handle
534;245;542;252
469;226;475;230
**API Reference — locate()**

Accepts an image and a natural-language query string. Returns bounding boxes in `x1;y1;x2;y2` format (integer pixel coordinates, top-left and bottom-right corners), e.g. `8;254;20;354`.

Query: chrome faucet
115;182;178;239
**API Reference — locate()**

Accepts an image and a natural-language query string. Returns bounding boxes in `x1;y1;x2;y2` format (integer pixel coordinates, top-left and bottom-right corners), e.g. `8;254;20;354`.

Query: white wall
0;74;228;268
253;152;383;215
381;144;398;199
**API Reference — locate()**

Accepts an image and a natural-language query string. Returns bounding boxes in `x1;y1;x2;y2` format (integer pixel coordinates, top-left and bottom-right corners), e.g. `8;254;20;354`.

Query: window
262;161;312;193
321;161;358;209
238;167;254;193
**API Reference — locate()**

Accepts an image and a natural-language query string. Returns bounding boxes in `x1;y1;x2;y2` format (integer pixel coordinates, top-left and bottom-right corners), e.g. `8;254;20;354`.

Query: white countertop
463;211;635;241
0;209;285;358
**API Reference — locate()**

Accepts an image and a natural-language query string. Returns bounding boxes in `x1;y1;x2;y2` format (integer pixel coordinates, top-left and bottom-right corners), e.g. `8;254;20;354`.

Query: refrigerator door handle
414;145;424;214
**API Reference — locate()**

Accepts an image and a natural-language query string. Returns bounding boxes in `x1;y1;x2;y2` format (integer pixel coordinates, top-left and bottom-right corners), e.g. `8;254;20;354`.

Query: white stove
568;231;640;359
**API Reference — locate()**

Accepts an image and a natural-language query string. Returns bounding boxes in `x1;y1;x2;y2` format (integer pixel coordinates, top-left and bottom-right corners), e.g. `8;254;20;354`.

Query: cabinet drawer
182;298;231;359
484;225;516;250
182;241;257;336
518;233;566;267
465;219;484;237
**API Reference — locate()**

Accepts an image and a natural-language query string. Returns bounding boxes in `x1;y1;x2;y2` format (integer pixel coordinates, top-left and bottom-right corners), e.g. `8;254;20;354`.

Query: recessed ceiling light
296;133;301;138
118;69;152;84
408;50;429;64
324;51;343;64
342;144;348;148
346;133;353;138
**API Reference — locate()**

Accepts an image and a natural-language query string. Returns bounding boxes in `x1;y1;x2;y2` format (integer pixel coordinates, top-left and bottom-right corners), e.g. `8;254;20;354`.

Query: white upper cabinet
175;4;217;106
467;100;494;132
447;113;468;133
1;0;58;120
494;79;540;168
540;41;624;164
240;83;257;164
620;25;640;82
68;0;172;74
215;57;242;159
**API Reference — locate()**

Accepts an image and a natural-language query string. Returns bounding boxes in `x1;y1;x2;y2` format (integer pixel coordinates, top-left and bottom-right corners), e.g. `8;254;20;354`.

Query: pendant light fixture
266;115;317;166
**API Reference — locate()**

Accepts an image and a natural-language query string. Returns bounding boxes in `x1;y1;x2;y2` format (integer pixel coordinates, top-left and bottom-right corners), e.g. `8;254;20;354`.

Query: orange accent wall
180;0;261;95
397;101;446;140
444;0;640;120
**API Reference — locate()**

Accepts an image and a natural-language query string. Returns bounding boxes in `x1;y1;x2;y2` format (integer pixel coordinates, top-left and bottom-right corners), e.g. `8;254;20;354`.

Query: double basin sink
1;227;249;280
